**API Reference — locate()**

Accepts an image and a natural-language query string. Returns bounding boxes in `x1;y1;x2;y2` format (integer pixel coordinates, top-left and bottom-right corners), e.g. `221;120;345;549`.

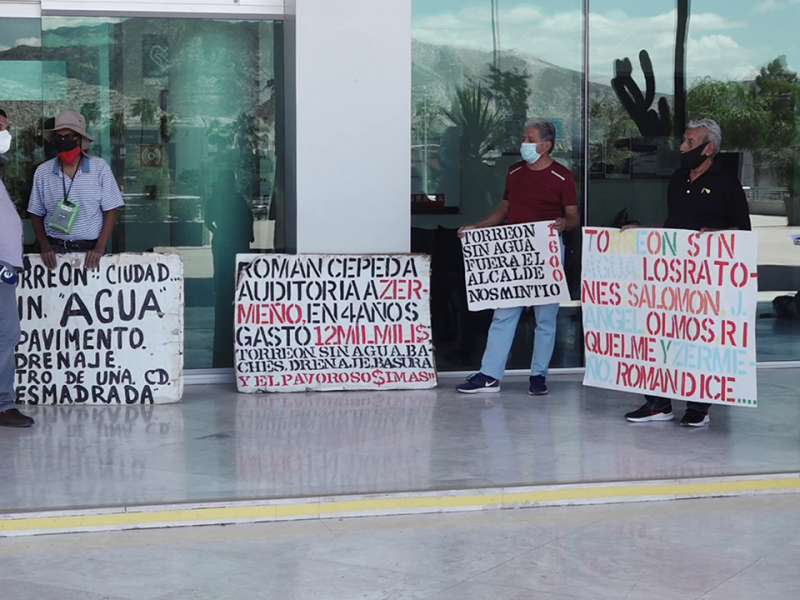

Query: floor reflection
7;405;184;510
235;393;437;495
1;372;799;513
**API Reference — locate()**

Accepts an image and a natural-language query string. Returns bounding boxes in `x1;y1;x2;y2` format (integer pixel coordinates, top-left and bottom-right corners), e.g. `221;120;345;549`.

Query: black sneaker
625;404;674;422
528;375;548;396
456;373;500;394
680;409;710;427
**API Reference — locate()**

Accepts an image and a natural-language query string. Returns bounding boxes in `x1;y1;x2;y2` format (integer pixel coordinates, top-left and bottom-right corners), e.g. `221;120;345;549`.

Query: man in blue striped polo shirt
28;110;124;270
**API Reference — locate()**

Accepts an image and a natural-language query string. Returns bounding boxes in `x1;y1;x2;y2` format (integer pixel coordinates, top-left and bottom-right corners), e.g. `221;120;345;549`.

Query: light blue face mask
520;142;542;164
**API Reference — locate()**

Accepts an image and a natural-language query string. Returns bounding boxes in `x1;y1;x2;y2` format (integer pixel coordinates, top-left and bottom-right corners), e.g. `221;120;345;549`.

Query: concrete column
285;0;411;254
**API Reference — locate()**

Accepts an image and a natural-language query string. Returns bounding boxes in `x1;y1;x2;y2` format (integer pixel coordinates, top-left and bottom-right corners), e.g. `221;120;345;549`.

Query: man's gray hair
687;118;722;156
523;118;556;153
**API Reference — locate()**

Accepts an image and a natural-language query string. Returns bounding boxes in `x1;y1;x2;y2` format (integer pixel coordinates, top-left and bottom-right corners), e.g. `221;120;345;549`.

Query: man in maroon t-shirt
456;118;580;395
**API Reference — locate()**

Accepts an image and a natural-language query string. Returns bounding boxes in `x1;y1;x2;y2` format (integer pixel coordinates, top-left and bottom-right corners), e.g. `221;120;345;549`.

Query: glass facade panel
412;0;800;372
411;0;585;372
588;1;800;362
6;2;800;373
0;18;44;233
1;15;284;370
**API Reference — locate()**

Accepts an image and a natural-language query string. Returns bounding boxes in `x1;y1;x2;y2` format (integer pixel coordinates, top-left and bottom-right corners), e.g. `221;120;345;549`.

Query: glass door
40;15;284;369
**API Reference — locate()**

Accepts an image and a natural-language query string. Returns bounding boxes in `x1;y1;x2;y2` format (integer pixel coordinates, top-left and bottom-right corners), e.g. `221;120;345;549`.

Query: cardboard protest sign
581;228;758;407
15;253;184;405
461;221;570;311
235;254;437;392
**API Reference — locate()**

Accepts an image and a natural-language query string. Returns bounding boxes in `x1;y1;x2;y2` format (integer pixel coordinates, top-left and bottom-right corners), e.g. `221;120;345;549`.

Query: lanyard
61;156;81;204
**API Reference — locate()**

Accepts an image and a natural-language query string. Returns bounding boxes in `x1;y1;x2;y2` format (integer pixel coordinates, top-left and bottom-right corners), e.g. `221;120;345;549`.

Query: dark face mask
53;135;79;153
681;141;710;171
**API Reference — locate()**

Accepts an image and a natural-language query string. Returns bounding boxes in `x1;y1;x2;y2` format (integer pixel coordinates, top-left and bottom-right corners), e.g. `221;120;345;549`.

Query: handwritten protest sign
461;221;570;311
15;253;184;405
234;254;437;392
581;228;758;407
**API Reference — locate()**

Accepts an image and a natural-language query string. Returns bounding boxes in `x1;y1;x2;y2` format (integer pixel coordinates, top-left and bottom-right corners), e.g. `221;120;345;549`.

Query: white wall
38;0;283;17
0;1;39;17
289;0;411;254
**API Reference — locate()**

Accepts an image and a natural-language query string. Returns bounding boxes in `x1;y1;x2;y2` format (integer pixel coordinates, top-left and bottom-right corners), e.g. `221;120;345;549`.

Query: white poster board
235;254;437;392
581;228;758;407
461;221;570;311
15;253;184;405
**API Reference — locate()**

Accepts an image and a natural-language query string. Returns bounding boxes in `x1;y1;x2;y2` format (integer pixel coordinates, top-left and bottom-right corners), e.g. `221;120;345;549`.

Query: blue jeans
0;280;20;412
479;304;560;380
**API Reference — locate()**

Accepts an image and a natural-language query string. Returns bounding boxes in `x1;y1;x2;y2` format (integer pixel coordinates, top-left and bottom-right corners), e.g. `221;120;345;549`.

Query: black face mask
681;142;710;171
53;135;79;153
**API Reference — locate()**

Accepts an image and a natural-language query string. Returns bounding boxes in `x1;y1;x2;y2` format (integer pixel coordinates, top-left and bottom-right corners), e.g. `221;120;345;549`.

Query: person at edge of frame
454;118;580;397
28;109;124;271
622;118;752;428
0;108;35;427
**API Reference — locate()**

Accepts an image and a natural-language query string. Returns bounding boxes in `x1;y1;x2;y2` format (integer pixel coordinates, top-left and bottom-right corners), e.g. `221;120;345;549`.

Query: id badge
49;198;80;234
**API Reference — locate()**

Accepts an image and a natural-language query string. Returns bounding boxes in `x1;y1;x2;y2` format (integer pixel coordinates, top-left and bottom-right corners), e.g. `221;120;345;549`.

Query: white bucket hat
43;110;95;147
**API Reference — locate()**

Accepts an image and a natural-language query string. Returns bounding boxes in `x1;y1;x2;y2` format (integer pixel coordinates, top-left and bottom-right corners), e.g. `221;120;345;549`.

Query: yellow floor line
2;475;799;536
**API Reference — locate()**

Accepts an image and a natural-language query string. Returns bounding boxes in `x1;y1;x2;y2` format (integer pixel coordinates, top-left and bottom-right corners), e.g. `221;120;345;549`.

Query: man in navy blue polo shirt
28;110;124;270
624;118;751;427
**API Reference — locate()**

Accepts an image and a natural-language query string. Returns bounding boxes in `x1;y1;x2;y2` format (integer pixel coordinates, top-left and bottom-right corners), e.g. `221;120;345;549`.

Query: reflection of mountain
0;44;44;128
0;19;274;130
413;39;653;130
0;44;42;61
6;34;653;133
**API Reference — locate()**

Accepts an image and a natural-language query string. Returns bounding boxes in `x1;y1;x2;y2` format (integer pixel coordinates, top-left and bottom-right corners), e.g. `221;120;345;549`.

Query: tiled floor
2;370;799;513
1;494;799;599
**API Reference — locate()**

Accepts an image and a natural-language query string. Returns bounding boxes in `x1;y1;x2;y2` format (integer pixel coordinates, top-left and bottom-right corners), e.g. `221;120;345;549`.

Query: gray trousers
0;281;20;412
645;394;710;414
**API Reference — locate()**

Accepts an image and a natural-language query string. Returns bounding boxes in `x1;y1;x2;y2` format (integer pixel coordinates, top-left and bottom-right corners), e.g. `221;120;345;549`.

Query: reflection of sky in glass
0;18;41;51
413;0;800;94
